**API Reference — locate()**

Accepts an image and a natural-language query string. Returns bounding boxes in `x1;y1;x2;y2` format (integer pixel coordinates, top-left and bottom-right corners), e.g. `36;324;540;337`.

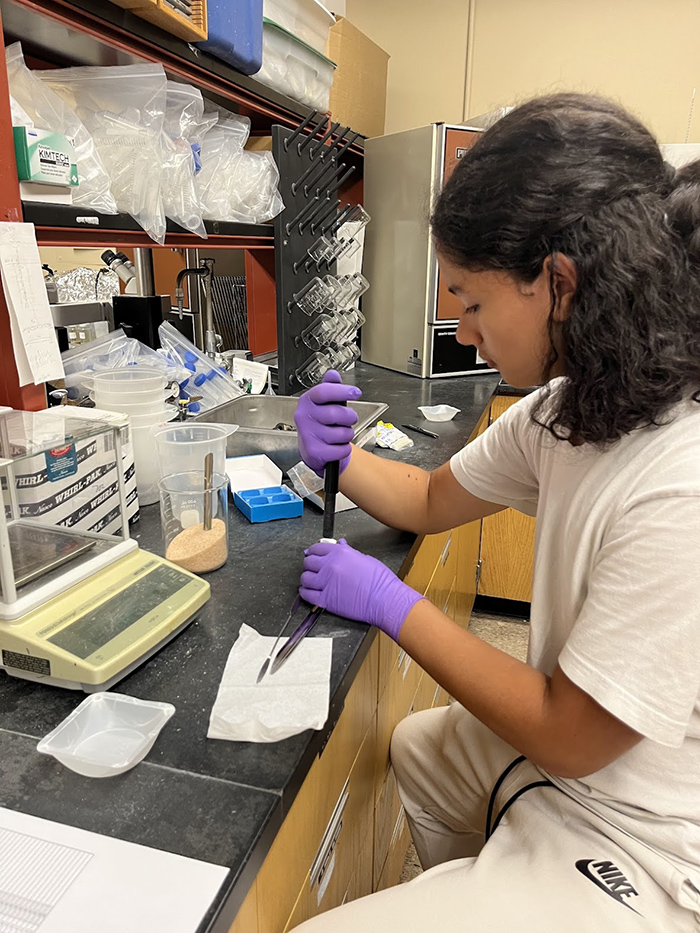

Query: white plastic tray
37;692;175;778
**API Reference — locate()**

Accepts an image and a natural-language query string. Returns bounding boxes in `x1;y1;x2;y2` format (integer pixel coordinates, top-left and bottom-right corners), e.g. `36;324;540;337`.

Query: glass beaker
336;204;370;233
289;277;334;316
333;276;357;310
321;275;343;311
159;471;228;573
300;313;341;352
307;235;337;265
332;234;362;263
294;351;333;388
347;273;370;302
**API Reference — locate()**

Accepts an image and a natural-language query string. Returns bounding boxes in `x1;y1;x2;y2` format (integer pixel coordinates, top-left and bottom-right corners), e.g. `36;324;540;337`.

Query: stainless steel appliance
362;123;495;379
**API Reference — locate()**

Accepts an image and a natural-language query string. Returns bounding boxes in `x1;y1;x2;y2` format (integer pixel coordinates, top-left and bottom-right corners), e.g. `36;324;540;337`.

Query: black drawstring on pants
484;755;556;841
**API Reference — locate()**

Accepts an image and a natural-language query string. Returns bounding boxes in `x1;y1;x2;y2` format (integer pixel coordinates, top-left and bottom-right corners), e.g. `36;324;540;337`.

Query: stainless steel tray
194;394;388;473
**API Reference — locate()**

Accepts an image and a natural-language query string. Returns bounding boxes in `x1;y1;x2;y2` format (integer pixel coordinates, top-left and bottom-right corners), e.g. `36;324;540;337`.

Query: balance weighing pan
194;394;388;473
4;523;97;590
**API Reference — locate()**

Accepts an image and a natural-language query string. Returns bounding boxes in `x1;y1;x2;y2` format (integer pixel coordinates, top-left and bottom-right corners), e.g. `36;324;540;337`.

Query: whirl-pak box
10;409;138;535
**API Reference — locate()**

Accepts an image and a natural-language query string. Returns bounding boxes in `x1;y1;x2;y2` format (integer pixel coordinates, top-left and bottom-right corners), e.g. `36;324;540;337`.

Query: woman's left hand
299;539;425;642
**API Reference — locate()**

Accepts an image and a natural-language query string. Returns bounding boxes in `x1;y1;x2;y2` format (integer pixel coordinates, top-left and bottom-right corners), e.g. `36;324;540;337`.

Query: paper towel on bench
207;623;333;742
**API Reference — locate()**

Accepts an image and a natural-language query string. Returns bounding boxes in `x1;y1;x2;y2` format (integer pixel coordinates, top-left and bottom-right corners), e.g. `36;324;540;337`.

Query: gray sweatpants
292;704;700;932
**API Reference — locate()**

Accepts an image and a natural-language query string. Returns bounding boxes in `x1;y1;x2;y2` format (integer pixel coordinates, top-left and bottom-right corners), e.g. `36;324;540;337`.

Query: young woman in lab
291;93;700;931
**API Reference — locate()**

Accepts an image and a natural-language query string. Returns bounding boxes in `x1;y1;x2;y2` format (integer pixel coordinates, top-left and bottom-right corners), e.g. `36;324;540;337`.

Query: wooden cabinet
228;393;537;931
230;518;479;933
475;395;536;604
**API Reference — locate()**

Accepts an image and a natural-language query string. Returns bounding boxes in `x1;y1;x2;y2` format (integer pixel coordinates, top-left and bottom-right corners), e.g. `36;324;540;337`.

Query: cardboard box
326;16;389;140
10;409;139;535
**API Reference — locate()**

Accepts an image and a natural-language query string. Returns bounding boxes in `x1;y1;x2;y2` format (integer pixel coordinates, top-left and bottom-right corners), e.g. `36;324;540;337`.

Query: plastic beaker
152;423;237;479
93;382;174;409
160;471;229;573
94;396;172;417
91;368;167;393
132;413;178;506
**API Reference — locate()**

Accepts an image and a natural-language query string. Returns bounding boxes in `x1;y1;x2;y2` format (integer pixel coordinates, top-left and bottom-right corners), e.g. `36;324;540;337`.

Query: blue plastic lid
188;402;201;412
194;373;207;386
185;351;198;363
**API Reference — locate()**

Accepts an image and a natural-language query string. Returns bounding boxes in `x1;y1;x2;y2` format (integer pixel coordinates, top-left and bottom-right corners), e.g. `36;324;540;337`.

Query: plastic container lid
37;692;175;778
262;0;334;54
262;18;336;67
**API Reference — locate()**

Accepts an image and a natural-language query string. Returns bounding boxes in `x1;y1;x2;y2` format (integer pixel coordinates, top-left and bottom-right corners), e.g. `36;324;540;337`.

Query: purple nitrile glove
294;370;362;477
299;539;425;642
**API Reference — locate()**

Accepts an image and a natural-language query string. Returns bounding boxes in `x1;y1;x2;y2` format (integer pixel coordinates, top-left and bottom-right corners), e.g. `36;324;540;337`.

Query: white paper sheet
208;623;333;742
0;222;64;385
0;807;228;933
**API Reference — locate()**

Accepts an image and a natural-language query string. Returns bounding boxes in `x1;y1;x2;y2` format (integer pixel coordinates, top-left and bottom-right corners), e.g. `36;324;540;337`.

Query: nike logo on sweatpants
575;859;642;915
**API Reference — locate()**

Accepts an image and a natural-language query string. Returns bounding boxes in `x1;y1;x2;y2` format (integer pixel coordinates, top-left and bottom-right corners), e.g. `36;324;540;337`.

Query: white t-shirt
450;381;700;869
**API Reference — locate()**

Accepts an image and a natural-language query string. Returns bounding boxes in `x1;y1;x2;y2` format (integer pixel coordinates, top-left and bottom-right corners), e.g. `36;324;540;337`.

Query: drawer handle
390;805;406;847
398;649;412;679
440;534;452;566
310;782;349;892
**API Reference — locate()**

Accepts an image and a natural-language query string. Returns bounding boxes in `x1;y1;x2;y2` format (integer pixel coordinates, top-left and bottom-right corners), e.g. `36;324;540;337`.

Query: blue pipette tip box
233;485;303;523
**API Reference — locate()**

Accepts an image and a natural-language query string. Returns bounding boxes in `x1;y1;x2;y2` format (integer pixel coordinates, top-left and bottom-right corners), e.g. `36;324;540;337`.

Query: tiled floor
398;612;530;883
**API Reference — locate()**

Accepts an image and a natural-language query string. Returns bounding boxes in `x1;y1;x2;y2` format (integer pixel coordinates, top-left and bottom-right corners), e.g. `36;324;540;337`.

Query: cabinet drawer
375;647;422;799
376;806;412;893
413;671;438;714
433;685;451;709
479;507;535;602
478;394;536;603
341;825;374;906
374;765;401;889
228;880;258;933
454;520;481;626
402;529;452;598
424;530;457;616
283;722;376;931
377;631;400;704
257;639;378;933
379;528;455;703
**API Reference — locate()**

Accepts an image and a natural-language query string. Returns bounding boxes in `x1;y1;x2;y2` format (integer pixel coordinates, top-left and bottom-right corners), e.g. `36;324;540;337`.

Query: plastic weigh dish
418;405;461;422
37;692;175;778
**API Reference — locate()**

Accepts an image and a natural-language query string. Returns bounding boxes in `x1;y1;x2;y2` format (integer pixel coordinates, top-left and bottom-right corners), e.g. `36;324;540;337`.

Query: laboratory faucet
175;258;220;359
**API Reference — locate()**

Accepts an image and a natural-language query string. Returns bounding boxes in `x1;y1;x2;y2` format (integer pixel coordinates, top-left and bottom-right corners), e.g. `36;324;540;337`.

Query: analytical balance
0;409;209;691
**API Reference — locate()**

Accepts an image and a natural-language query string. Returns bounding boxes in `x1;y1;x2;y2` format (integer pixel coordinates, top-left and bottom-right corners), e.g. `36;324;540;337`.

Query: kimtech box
13;126;78;187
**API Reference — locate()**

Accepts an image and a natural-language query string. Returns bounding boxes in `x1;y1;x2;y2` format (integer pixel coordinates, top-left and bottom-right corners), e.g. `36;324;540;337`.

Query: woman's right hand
294;370;361;476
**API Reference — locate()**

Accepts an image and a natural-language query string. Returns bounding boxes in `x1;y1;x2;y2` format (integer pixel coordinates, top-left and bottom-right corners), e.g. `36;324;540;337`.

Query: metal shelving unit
0;0;364;408
21;203;275;249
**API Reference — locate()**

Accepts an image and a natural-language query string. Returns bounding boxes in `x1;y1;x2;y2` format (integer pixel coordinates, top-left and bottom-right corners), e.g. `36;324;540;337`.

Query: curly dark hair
431;92;700;445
